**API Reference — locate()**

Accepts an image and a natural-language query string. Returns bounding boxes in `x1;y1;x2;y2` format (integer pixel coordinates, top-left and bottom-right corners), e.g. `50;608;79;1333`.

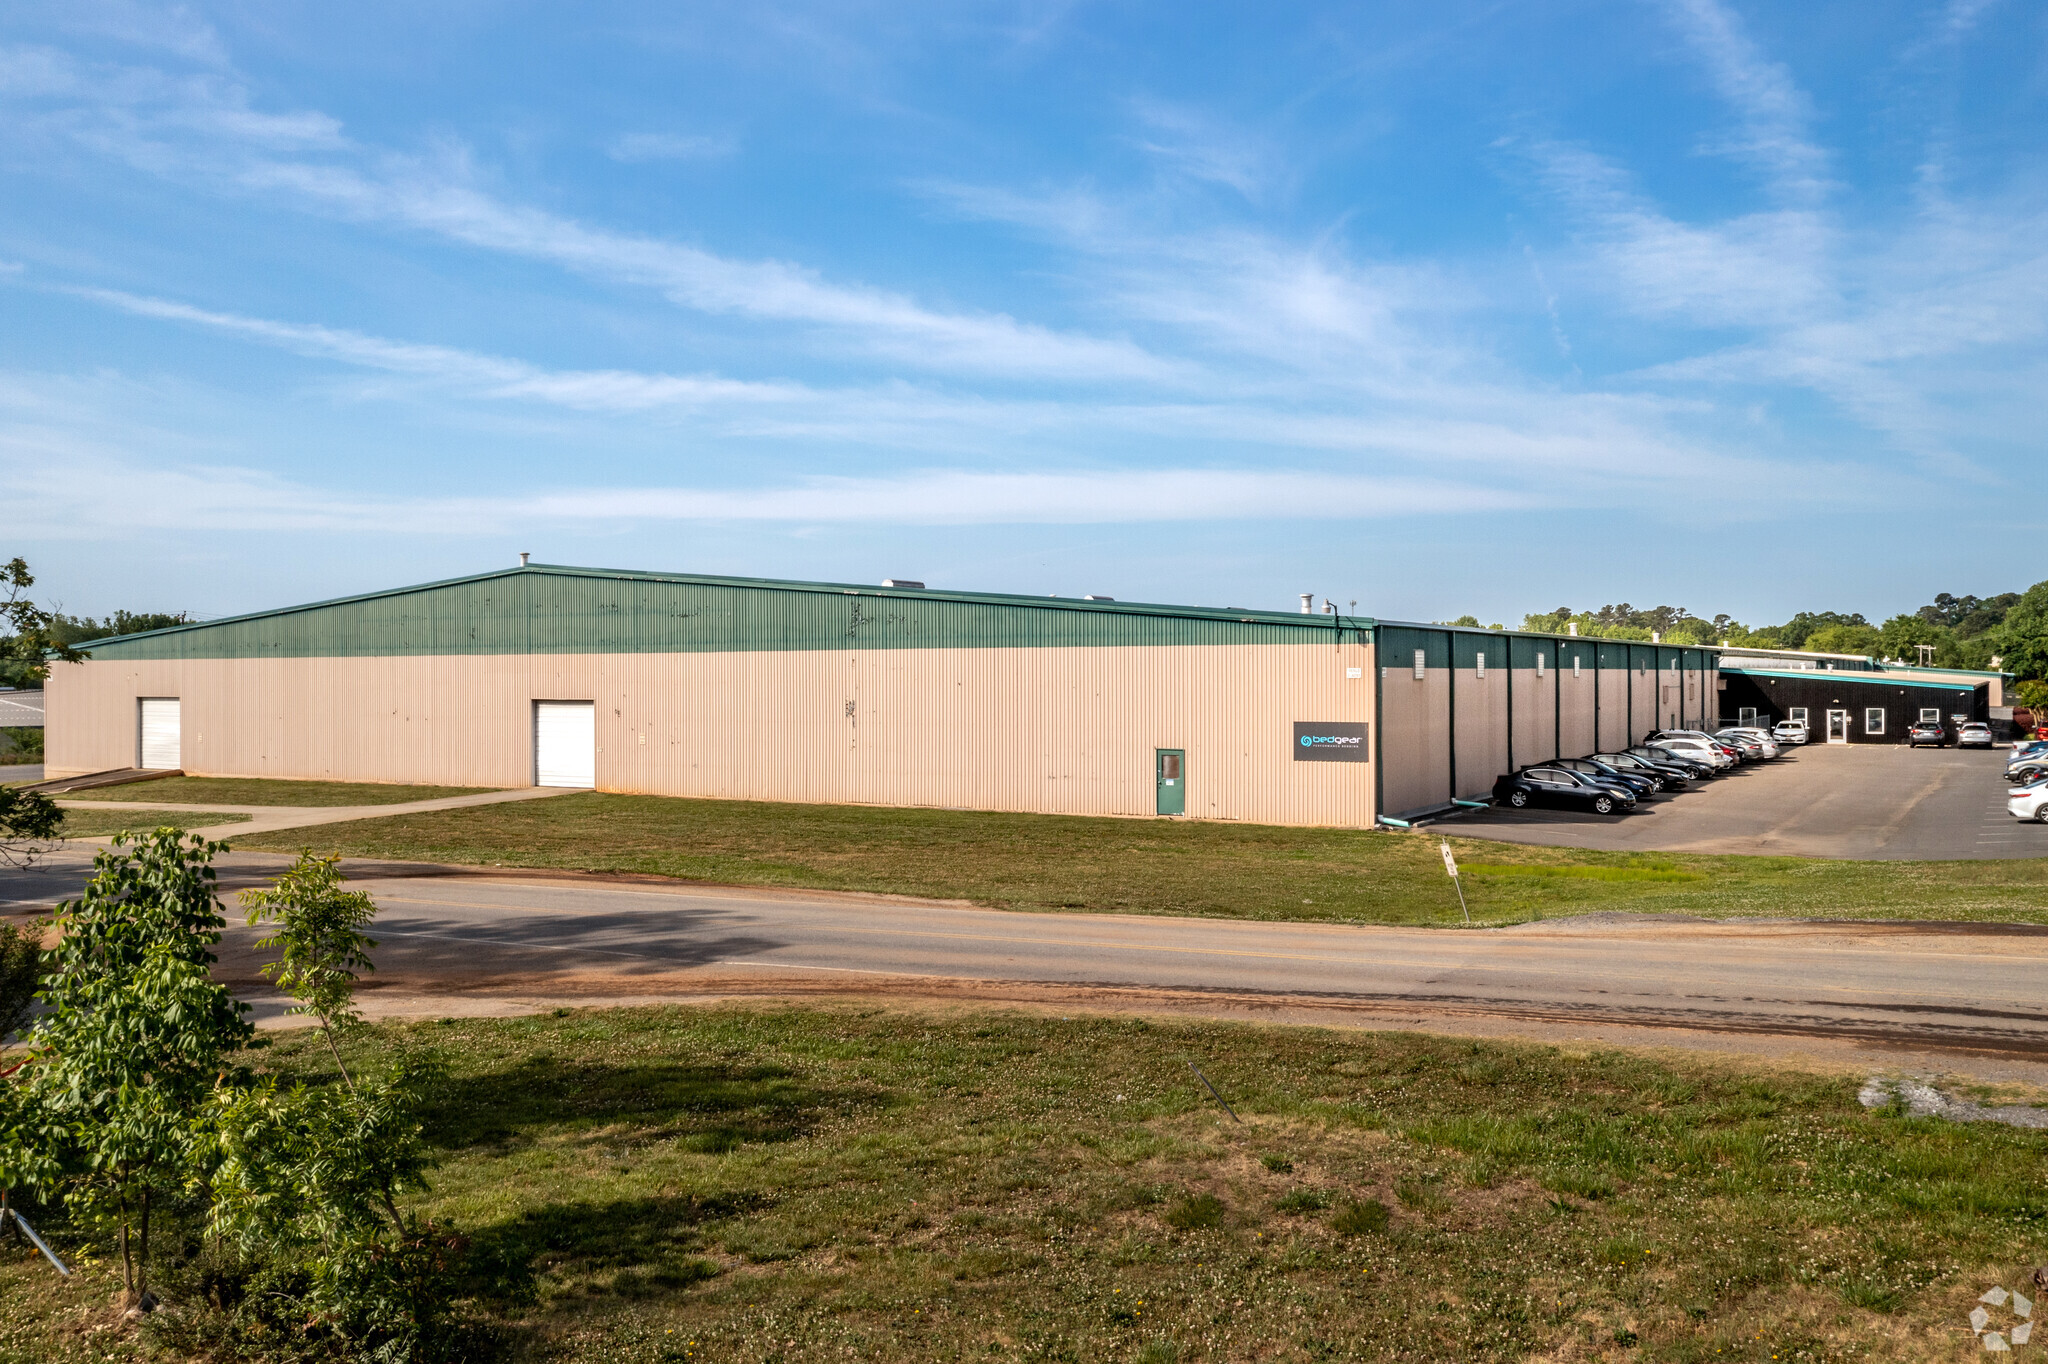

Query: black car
1627;744;1716;779
1494;766;1637;815
1906;721;1947;748
1594;751;1689;788
1552;756;1660;797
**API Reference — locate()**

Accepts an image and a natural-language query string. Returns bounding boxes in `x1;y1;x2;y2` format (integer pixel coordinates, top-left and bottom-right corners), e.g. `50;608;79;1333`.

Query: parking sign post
1440;839;1469;923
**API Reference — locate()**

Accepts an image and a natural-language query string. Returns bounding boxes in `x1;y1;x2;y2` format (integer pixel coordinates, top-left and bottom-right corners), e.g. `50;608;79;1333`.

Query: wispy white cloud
1658;0;1831;202
605;130;738;163
0;43;1174;384
76;288;809;410
1126;98;1277;200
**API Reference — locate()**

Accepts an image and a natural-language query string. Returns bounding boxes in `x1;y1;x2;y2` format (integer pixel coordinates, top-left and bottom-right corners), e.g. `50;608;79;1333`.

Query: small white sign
1346;667;1362;679
1440;840;1459;879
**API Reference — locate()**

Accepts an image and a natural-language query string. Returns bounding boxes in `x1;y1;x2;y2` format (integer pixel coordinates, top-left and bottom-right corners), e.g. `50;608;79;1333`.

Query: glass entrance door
1826;709;1849;744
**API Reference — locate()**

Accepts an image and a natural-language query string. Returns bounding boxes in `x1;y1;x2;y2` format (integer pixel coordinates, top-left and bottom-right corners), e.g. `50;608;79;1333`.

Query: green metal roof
77;563;1377;660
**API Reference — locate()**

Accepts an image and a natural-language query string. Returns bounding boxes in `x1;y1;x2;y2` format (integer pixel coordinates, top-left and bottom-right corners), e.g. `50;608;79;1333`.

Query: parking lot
1450;742;2045;860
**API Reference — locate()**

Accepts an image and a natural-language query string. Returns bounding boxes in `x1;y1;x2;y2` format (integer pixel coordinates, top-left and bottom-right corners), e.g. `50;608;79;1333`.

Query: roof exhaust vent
1300;593;1314;614
882;579;924;590
519;552;531;567
1084;594;1114;601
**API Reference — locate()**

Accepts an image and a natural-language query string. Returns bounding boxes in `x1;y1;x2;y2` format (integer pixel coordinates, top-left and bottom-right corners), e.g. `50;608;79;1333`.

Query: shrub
1162;1192;1224;1230
1273;1188;1331;1214
1331;1199;1390;1236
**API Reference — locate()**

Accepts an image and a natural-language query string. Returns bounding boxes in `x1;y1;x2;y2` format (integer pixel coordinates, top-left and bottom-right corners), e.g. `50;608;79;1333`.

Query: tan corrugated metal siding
47;638;1379;827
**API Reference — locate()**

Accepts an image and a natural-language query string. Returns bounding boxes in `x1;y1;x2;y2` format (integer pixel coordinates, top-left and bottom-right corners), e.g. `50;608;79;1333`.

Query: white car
1651;736;1736;769
2009;777;2048;823
1771;720;1809;744
1958;722;1993;749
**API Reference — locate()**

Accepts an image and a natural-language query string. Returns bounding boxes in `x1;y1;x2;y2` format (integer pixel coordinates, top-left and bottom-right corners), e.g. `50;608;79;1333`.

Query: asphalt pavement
1447;742;2044;859
8;850;2048;1086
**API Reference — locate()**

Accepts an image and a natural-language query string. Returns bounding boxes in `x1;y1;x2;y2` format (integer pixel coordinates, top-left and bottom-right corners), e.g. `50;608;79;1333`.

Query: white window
535;700;597;788
1413;649;1426;679
1919;708;1940;724
1788;707;1807;723
1536;652;1546;677
1475;651;1486;679
1864;708;1886;736
1738;707;1758;726
1572;655;1581;678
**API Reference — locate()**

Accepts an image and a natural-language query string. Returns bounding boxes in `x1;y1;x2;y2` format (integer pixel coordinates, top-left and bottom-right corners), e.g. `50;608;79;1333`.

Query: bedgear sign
1293;721;1369;762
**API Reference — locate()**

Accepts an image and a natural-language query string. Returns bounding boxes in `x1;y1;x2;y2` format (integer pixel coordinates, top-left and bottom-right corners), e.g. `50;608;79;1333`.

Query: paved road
1447;743;2045;859
10;852;2047;1083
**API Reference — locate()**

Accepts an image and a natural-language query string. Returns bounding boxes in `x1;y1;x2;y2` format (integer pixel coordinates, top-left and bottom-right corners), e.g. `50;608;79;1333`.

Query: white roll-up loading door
534;701;596;788
139;698;181;769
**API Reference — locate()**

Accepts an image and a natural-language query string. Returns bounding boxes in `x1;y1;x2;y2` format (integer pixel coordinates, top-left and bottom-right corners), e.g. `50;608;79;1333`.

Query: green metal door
1155;748;1185;816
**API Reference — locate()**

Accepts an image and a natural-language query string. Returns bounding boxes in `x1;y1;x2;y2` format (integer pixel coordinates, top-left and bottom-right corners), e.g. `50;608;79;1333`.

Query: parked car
1552;756;1661;797
1715;728;1780;759
1626;744;1717;779
1645;736;1735;770
1958;722;1994;749
2013;739;2048;759
1906;720;1948;748
1771;719;1809;744
1494;766;1637;815
2007;758;2048;786
1662;729;1754;762
1595;751;1690;787
2008;775;2048;823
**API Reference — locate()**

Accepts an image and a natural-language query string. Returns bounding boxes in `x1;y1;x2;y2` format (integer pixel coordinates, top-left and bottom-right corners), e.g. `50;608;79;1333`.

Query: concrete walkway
54;784;569;842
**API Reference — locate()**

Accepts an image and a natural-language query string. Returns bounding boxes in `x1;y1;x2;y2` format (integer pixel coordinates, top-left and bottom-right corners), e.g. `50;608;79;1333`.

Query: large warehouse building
45;562;1724;827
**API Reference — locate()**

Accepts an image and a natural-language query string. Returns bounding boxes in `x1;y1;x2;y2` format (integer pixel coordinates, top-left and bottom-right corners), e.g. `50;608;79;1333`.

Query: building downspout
1372;634;1385;826
1446;630;1458;805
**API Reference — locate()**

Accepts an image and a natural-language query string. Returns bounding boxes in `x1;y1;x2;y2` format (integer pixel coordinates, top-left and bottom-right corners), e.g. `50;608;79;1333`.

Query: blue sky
3;0;2044;626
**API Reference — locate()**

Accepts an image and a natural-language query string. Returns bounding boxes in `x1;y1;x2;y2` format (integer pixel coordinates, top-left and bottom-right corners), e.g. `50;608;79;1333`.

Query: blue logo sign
1293;721;1369;762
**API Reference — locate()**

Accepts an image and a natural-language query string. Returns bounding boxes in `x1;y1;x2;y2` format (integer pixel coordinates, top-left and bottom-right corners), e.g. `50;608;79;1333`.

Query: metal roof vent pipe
882;579;924;589
519;552;530;566
1567;622;1578;635
1300;593;1314;614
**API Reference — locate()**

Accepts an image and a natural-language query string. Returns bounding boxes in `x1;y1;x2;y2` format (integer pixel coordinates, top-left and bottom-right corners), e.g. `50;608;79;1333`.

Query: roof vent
882;579;924;590
1084;594;1114;601
1300;593;1314;614
519;552;531;566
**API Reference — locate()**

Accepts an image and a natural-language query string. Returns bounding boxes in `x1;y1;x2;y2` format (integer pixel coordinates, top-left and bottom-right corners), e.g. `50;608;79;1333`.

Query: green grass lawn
54;806;251;837
232;790;2048;927
5;1005;2040;1362
63;775;504;806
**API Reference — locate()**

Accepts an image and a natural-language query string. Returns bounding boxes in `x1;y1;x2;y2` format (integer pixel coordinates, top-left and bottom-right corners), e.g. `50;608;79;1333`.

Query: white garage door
534;701;595;788
139;697;181;770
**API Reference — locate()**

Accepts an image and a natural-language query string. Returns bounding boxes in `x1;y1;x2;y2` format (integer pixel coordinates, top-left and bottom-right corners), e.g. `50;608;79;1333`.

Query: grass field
233;790;2048;927
4;1004;2042;1363
63;775;504;806
54;806;251;837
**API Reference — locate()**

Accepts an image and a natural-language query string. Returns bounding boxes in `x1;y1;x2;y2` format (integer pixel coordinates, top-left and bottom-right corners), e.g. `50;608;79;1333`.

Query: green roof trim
1719;665;1988;691
78;563;1378;660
